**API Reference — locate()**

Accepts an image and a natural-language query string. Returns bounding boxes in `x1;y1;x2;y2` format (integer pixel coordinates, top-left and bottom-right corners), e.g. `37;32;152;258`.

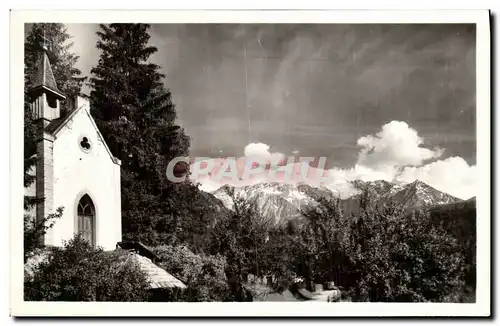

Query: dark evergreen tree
89;24;192;243
90;24;189;186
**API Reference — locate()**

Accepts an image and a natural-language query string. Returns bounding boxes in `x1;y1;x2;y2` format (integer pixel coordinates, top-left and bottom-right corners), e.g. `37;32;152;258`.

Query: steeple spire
42;25;49;52
30;39;63;96
27;29;66;123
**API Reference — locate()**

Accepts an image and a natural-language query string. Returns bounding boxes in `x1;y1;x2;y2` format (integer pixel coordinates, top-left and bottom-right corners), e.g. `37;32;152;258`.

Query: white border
10;10;491;317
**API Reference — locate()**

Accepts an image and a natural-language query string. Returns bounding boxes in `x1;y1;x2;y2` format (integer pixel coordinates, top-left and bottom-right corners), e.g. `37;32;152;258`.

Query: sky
47;23;477;198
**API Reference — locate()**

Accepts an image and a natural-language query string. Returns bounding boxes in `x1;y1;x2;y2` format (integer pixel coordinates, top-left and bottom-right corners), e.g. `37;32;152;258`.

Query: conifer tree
89;24;191;243
90;24;189;185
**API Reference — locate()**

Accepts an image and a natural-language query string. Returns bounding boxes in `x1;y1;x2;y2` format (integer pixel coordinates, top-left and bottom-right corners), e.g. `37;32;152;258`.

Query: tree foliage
295;195;470;302
24;207;64;262
23;94;38;209
221;189;473;302
25;234;151;301
152;245;231;302
207;189;272;301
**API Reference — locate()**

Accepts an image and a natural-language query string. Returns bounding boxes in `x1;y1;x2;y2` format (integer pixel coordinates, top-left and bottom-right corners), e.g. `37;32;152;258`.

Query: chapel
25;47;122;251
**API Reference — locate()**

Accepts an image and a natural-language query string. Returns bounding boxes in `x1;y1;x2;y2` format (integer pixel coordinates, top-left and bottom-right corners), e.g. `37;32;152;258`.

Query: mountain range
211;180;464;226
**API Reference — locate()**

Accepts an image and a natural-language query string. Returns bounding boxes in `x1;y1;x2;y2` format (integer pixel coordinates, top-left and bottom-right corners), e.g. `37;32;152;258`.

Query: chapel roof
44;117;65;134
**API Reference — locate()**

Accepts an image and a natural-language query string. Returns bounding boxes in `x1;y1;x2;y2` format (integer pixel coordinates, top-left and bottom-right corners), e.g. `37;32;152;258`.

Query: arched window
77;194;95;245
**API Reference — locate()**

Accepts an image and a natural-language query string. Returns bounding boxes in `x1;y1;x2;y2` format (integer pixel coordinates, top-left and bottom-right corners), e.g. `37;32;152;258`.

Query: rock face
211;180;462;225
212;183;319;226
340;179;461;215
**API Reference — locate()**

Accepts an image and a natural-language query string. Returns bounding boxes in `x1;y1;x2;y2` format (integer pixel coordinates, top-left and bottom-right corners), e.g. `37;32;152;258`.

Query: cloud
397;156;476;199
192;121;475;200
243;142;285;163
190;144;288;189
328;121;475;199
356;120;443;169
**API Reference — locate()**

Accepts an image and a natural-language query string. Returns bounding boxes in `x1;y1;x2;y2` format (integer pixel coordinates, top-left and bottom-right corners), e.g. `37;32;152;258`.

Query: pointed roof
28;49;65;100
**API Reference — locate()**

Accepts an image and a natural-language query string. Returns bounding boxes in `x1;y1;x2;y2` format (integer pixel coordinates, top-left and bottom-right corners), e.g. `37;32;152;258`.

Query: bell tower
27;42;66;246
27;44;66;126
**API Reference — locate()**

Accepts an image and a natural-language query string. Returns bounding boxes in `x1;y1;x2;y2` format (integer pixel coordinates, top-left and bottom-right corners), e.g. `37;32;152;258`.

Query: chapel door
77;194;95;245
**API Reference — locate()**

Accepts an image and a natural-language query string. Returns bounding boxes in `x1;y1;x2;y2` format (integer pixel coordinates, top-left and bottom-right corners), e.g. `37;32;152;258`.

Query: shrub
151;245;231;302
24;234;151;301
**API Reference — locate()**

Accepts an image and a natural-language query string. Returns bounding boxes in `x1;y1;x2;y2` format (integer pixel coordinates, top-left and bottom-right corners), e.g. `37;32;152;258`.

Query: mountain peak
408;179;427;187
391;179;460;208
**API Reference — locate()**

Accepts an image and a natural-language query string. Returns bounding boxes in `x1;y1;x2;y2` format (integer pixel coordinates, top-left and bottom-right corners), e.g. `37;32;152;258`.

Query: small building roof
117;241;159;262
130;253;187;290
116;241;187;290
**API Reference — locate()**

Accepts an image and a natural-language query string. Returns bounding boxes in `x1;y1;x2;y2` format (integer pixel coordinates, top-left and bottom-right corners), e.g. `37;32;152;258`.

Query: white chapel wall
49;105;122;250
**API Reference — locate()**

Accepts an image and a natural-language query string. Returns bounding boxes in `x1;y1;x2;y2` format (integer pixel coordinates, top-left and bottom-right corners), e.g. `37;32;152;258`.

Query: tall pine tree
90;24;189;183
89;24;193;244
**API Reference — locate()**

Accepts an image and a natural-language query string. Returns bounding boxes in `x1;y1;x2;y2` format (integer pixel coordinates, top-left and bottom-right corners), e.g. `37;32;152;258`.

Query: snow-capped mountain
211;180;462;225
349;179;460;207
212;183;321;225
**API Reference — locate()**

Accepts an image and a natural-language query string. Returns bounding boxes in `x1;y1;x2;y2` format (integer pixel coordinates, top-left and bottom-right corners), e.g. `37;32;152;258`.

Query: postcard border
10;9;491;317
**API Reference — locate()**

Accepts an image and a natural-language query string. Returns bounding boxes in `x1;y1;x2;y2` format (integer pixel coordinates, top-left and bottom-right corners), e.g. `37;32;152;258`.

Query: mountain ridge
211;179;463;225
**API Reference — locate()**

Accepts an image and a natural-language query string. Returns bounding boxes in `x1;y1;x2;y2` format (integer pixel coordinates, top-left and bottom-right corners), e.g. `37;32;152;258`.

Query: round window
79;136;92;153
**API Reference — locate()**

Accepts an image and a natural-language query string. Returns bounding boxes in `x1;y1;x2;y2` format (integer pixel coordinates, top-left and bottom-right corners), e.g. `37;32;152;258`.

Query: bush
151;245;231;302
24;234;151;301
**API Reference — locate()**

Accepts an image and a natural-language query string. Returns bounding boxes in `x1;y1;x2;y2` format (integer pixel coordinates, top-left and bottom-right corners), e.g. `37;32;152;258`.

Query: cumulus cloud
190;143;288;189
397;156;476;199
243;142;286;164
191;121;476;200
357;120;443;169
243;143;272;158
328;121;476;199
